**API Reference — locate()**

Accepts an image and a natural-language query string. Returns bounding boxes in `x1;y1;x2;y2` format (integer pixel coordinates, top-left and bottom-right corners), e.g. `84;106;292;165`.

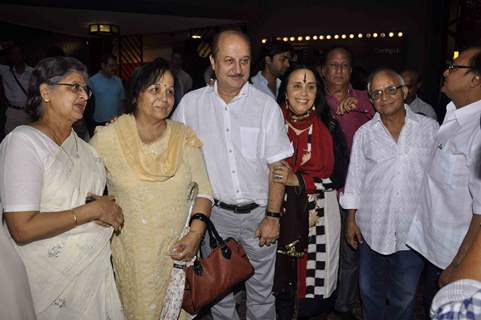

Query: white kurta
0;126;124;320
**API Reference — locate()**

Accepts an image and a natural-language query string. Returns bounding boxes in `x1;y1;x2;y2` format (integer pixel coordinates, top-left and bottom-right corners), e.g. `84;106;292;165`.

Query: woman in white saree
0;57;124;320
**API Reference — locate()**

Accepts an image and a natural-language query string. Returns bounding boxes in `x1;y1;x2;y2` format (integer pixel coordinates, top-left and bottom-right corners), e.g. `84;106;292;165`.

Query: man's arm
440;214;481;286
255;161;285;246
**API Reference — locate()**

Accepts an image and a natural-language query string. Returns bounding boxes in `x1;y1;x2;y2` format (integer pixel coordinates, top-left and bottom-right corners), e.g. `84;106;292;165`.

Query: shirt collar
447;99;481;126
210;80;250;101
372;104;416;124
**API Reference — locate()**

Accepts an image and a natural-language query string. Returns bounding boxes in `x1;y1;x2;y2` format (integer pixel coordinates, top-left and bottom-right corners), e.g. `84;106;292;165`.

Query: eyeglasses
51;83;93;98
447;62;473;73
369;85;404;101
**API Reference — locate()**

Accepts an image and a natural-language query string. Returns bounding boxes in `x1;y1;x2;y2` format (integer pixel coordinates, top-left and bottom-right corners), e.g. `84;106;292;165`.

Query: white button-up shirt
172;81;293;205
407;100;481;268
340;106;439;255
250;71;281;100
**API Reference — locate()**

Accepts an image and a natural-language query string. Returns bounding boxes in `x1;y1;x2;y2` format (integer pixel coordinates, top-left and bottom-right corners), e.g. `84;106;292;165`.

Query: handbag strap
189;213;226;249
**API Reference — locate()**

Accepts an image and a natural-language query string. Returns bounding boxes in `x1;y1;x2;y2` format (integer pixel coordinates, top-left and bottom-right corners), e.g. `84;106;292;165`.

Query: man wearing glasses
321;47;374;320
407;47;481;309
340;69;438;320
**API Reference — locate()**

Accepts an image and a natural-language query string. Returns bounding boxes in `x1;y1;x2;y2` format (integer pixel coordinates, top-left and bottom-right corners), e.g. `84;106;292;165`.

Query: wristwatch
265;210;282;218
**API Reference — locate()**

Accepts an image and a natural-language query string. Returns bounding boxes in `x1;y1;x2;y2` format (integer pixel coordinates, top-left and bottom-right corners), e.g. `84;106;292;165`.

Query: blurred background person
88;53;125;127
251;40;292;99
1;56;124;319
274;65;348;320
171;50;193;103
0;44;33;136
401;69;437;120
90;57;212;320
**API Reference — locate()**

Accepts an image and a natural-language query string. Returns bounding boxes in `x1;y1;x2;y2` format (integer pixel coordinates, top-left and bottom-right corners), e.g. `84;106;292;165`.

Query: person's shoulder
113;75;123;84
2;126;48;152
181;86;211;103
351;88;369;99
88;72;101;82
248;84;278;108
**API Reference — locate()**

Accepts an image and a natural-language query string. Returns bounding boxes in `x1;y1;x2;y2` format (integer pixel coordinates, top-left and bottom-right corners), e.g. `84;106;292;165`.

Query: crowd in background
0;29;481;320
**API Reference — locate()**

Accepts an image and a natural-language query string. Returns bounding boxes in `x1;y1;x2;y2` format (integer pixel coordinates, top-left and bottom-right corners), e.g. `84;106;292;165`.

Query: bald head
368;69;405;93
211;30;251;59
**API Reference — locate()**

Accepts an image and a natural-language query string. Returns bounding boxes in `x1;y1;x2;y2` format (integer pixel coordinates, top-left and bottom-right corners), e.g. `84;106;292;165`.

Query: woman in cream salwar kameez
90;58;212;320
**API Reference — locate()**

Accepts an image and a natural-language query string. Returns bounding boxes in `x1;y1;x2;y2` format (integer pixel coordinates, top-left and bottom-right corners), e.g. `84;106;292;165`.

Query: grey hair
367;68;405;92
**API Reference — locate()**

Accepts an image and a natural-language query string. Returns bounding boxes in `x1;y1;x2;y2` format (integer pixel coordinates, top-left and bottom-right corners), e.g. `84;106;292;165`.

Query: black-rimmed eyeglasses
447;62;473;73
50;83;93;98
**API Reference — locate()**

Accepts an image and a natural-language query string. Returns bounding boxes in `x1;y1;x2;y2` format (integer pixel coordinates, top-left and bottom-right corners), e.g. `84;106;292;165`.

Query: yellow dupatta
113;114;202;182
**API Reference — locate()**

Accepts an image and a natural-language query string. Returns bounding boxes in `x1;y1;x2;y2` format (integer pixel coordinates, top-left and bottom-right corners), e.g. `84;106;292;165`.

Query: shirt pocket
240;127;259;160
431;149;469;188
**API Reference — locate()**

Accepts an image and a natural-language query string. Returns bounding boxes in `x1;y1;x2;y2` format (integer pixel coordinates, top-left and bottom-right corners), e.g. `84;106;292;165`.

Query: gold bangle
71;211;78;225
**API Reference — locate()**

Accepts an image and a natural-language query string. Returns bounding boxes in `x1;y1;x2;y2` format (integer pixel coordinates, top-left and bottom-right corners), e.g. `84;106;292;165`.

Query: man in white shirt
401;69;437;120
172;30;293;320
251;40;291;100
0;45;33;135
340;69;438;320
407;46;481;307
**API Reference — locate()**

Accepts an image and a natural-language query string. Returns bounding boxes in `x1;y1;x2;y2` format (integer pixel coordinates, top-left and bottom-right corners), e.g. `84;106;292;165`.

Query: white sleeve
172;96;187;124
0;132;43;212
340;129;366;209
263;99;293;164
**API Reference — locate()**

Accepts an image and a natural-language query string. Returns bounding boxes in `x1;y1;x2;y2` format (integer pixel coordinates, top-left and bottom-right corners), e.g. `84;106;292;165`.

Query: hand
255;217;280;246
272;161;298;186
439;263;457;287
345;214;363;249
87;194;124;231
336;97;358;115
169;230;203;261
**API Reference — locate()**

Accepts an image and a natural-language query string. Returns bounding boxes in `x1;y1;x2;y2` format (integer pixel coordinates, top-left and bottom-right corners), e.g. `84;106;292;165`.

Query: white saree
1;127;124;320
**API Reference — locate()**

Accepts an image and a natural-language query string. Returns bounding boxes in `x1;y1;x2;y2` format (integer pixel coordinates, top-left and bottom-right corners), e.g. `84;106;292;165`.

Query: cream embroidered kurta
90;115;212;320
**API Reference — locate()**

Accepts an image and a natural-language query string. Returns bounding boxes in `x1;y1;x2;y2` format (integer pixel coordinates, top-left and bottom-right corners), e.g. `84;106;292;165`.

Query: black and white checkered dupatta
304;178;334;298
302;122;335;298
159;183;198;319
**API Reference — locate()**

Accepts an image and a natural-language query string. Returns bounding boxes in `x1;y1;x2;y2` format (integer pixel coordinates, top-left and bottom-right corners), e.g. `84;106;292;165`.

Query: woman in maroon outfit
273;65;348;319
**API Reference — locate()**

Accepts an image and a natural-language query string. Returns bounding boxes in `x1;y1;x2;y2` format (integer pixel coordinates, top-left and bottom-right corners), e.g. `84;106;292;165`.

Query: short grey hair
367;68;405;93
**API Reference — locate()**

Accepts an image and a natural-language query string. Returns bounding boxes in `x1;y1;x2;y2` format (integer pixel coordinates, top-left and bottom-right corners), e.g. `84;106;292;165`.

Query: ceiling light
89;23;119;35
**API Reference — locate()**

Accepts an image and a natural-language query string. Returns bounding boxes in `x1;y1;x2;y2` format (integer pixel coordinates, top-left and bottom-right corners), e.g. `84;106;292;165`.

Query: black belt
214;199;259;214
